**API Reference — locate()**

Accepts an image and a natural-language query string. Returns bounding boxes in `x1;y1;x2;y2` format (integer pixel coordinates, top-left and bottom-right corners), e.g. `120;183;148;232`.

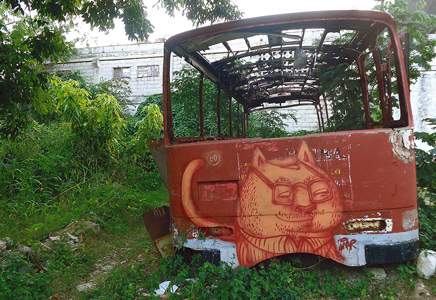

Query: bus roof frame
162;10;412;145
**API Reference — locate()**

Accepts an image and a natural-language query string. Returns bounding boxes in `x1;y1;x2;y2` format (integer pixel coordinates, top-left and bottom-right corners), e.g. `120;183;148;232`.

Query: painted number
207;152;221;166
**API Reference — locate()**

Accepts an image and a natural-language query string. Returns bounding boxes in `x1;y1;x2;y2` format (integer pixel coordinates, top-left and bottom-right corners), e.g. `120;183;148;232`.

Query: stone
47;235;61;242
101;263;115;272
51;221;100;239
65;232;79;243
0;240;7;251
77;282;96;292
17;245;33;256
417;250;436;279
369;267;386;280
412;279;432;299
1;237;14;249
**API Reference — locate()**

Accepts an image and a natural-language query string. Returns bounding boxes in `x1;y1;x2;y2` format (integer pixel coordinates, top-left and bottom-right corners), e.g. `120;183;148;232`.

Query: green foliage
0;254;52;300
397;262;418;290
162;67;291;139
50;76;125;156
132;104;163;155
0;3;71;138
0;120;168;240
89;255;374;300
0;239;95;299
415;118;436;192
4;0;153;41
57;71;133;114
248;109;295;138
157;0;242;27
322;0;436;132
170;68;225;137
378;0;436;81
0;0;241;139
320;63;366;131
418;189;436;250
415;119;436;250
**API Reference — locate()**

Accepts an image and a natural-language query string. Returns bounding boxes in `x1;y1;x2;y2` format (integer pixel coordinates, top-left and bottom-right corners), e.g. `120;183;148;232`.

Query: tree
58;71;133;115
322;0;436;131
379;0;436;80
0;3;71;138
50;76;126;156
137;67;293;139
0;0;242;139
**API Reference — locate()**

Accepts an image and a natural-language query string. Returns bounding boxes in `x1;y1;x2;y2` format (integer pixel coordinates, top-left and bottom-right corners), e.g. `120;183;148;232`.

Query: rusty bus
147;10;419;267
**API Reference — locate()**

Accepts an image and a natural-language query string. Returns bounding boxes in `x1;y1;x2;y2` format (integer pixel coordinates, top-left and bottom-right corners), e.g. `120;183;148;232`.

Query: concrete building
45;41;435;135
46;42;322;132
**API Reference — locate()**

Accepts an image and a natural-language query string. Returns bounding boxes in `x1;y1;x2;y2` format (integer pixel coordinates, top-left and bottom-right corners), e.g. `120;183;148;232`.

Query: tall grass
0;120;167;242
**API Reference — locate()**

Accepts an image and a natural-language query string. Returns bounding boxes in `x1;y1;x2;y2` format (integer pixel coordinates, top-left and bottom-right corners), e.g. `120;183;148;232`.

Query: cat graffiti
181;141;343;267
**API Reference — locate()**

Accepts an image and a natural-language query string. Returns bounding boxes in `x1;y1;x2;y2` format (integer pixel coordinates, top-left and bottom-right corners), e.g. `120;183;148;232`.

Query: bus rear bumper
365;240;419;265
335;229;419;266
177;230;419;267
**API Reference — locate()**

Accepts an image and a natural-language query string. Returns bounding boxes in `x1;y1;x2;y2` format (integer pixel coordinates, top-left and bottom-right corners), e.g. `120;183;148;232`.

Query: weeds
0;254;52;300
86;255;375;300
1;75;435;299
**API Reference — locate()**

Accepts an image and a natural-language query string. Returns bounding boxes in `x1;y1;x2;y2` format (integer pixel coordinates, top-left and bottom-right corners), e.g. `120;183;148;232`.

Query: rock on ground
417;250;436;279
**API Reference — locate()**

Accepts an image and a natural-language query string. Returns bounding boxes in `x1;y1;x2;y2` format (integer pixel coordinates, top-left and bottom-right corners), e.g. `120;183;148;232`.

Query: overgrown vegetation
416;118;436;250
138;68;294;139
0;0;241;139
82;253;429;300
1;1;436;299
322;0;436;131
0;71;168;298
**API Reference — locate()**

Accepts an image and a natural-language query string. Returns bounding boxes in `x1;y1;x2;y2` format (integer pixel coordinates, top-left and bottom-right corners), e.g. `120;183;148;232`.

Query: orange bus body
149;10;419;266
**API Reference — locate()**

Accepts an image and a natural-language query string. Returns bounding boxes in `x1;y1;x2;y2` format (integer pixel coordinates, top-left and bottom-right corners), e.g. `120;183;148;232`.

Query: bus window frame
161;10;413;146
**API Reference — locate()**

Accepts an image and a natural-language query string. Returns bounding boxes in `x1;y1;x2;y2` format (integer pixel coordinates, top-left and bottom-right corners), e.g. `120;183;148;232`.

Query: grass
0;121;168;299
1;120;436;299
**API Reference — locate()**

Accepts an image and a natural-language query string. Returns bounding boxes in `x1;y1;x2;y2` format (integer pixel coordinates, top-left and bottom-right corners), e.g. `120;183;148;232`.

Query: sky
69;0;380;48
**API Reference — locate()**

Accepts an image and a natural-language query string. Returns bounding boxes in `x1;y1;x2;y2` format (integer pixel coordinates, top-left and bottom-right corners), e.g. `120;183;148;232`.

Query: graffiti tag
338;237;357;252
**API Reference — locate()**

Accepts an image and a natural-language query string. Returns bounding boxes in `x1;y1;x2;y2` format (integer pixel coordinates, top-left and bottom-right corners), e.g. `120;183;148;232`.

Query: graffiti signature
338;237;357;252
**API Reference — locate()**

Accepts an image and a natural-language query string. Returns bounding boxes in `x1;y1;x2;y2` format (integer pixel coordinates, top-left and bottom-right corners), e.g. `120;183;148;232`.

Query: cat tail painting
147;10;419;268
180;141;344;267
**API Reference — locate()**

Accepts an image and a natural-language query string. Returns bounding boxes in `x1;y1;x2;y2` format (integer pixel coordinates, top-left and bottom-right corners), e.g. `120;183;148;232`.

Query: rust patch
142;206;172;257
199;227;233;237
346;219;386;233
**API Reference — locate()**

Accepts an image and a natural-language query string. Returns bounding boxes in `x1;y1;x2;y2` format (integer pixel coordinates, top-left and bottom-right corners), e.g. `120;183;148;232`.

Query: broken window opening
113;67;130;79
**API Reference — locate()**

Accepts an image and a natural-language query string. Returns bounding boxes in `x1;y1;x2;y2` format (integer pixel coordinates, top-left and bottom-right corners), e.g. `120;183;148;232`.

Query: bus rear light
346;219;392;233
199;227;233;237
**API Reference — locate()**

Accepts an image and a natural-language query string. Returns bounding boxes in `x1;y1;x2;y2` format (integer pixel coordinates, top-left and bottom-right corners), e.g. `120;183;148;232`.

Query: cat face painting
181;141;343;267
236;141;343;266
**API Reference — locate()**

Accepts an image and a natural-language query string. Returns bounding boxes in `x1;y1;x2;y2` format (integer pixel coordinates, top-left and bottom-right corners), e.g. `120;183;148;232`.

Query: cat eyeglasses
251;167;334;205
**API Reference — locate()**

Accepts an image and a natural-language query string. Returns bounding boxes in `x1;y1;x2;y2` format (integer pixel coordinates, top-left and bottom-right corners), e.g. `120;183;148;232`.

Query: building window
138;65;159;77
114;67;130;78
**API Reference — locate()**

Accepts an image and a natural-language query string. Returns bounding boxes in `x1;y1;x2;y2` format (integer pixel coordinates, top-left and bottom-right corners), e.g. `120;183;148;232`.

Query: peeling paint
390;129;414;163
402;209;418;231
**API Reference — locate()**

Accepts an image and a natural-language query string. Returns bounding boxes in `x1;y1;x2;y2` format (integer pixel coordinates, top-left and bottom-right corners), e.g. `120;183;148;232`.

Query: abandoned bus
148;10;419;267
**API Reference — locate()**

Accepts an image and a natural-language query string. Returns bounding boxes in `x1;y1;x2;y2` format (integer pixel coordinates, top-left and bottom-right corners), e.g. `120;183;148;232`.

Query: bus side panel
165;129;418;267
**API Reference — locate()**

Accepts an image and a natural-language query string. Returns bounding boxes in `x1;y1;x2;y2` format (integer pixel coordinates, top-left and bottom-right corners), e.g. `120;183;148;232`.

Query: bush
0;255;52;300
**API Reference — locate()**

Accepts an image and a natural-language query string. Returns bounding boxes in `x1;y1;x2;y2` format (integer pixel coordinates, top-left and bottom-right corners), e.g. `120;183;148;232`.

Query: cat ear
297;141;316;165
253;148;267;168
